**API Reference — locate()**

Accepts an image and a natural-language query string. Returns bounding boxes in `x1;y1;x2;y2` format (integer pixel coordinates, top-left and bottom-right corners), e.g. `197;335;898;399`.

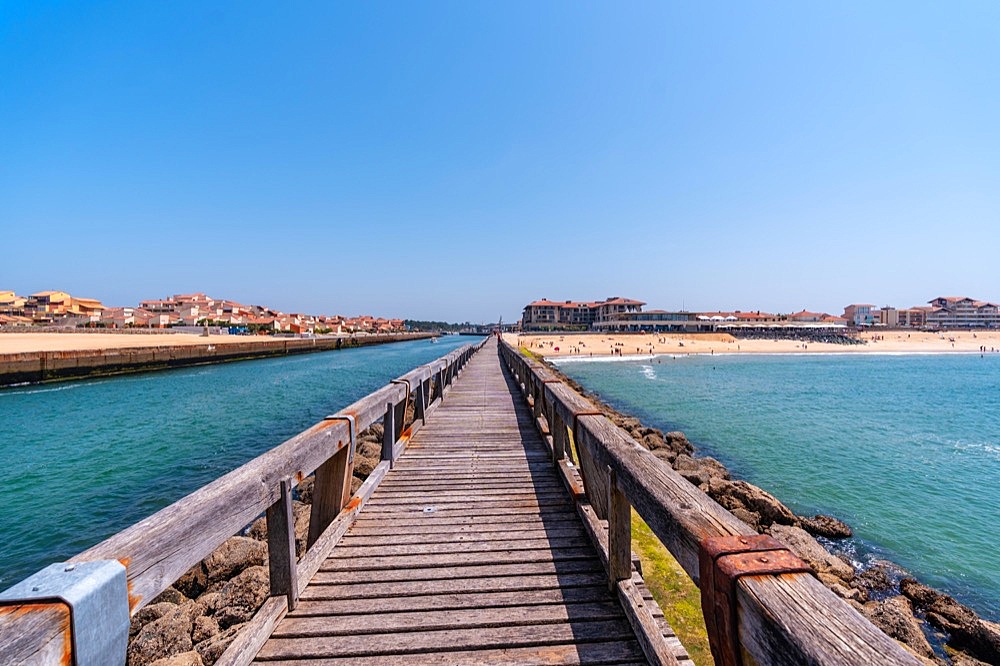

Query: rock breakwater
546;358;997;665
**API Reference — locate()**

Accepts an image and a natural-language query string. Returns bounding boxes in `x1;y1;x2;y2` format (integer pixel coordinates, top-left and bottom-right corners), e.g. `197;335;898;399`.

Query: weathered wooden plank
301;572;609;601
0;603;70;666
329;536;593;558
340;526;587;546
291;586;614;616
255;619;639;660
216;596;287;666
252;640;647;665
317;547;597;572
274;601;625;638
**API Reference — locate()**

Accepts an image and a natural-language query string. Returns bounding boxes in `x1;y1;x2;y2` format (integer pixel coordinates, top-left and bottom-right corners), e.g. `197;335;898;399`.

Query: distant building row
521;295;1000;332
843;297;1000;329
0;290;405;334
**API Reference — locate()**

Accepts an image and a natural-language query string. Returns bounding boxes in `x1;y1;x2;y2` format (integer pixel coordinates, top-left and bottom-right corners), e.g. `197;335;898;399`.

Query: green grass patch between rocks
631;510;712;665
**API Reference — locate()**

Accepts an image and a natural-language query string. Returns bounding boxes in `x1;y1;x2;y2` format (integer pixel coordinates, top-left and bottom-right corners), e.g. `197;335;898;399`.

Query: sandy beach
504;331;1000;357
0;332;287;354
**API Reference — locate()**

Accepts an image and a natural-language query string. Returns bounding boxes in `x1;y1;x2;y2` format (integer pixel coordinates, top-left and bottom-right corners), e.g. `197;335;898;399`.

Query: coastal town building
925;297;1000;329
522;297;645;331
843;304;876;327
0;288;406;335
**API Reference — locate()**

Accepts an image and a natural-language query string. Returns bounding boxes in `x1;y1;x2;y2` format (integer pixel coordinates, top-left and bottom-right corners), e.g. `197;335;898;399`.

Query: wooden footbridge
1;337;921;665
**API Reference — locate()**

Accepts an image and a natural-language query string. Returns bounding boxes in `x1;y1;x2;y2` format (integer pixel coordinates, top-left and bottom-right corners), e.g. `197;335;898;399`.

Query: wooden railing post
551;410;567;462
434;369;444;401
382;401;395;466
607;466;631;588
266;479;299;609
414;380;427;424
307;443;353;548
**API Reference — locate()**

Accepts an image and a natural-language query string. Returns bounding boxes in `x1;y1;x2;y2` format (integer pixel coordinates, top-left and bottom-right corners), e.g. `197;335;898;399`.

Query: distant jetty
0;332;435;387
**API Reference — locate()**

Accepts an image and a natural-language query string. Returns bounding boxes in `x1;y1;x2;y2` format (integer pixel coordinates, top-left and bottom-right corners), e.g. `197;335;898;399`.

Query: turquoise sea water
555;352;1000;622
0;335;479;589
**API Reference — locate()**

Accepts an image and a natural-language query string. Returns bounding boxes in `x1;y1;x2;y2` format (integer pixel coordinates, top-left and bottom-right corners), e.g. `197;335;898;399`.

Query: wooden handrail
0;338;488;663
498;340;920;666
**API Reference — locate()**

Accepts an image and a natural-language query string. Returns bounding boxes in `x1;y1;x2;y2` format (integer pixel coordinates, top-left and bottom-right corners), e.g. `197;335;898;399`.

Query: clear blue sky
3;2;999;323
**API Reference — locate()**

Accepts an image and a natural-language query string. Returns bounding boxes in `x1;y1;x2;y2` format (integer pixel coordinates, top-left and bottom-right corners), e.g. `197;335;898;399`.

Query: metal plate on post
0;559;129;666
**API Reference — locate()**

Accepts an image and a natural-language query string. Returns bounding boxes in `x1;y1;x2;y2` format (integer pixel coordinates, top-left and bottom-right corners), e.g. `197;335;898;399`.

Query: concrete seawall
0;333;436;387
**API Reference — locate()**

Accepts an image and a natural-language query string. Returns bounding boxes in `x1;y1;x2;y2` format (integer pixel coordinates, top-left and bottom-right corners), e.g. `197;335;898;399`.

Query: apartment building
926;297;1000;329
521;297;645;331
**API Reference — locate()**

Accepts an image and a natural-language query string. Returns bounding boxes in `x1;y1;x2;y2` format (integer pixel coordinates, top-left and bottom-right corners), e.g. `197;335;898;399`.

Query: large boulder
673;454;730;487
195;623;246;665
799;514;853;539
127;607;194;666
192;614;220;644
149;652;204;666
151;587;188;606
900;579;1000;663
860;596;936;660
353;455;379;478
853;563;895;596
709;479;798;528
664;431;694;455
130;602;180;638
768;524;855;582
201;536;267;586
214;566;269;628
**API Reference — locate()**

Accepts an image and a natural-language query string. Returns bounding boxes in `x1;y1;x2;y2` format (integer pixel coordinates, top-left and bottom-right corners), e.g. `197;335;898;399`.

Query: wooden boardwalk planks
254;342;688;665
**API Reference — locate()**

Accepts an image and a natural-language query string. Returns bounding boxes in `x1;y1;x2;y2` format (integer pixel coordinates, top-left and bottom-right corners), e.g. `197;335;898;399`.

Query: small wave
2;384;80;397
552;354;661;364
641;365;657;380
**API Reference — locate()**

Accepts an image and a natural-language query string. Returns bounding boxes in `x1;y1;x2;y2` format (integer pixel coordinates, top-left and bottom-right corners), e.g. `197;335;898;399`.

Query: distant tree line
404;319;474;332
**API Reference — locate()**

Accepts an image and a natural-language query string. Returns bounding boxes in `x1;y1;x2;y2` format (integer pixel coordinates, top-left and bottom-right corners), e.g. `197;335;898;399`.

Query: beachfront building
0;291;26;315
843;304;876;327
925;297;1000;329
521;297;645;331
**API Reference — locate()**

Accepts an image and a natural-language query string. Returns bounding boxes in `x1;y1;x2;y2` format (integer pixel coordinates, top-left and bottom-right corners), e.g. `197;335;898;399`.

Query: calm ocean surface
0;335;479;589
555;352;1000;622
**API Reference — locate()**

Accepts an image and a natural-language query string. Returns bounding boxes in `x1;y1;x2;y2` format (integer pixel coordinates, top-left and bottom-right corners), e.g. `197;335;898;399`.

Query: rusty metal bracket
390;379;411;413
699;534;812;666
322;414;356;463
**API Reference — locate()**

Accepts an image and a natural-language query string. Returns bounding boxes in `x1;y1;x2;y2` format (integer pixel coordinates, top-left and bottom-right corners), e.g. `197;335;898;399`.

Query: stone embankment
546;361;999;666
0;333;434;387
125;411;402;665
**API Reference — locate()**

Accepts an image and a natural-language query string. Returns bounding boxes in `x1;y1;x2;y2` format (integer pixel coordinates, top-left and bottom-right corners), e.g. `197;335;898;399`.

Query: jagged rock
799;514;853;539
768;524;855;582
293;501;311;557
174;564;208;600
296;476;314;504
130;602;179;638
152;587;188;606
354;455;378;478
192;615;220;644
202;537;267;587
619;417;642;431
860;596;936;660
365;423;384;441
358;440;381;460
854;564;895;595
246;516;267;541
664;431;693;455
674;454;730;486
127;607;194;666
149;652;204;666
195;623;246;665
709;479;798;528
214;566;269;628
651;448;678;465
350;476;363;495
641;433;667;450
828;582;865;603
951;653;991;666
195;592;222;615
901;579;1000;663
729;507;763;532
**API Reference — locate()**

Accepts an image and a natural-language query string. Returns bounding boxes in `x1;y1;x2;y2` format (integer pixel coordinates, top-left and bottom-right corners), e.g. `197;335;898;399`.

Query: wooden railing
498;340;920;666
0;339;487;665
